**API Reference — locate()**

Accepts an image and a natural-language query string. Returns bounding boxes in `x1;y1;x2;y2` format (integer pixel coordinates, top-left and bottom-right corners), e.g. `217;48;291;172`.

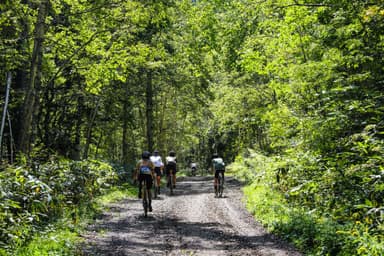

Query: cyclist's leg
166;171;173;194
155;167;161;194
166;172;170;187
152;168;157;198
165;167;170;187
153;173;157;199
173;170;176;188
138;174;143;198
142;179;148;217
221;170;225;185
146;175;153;211
157;175;161;194
214;170;219;195
219;170;224;196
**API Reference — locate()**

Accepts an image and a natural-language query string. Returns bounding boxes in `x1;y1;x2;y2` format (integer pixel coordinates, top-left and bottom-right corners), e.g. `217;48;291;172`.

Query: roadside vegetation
0;158;124;255
231;149;383;256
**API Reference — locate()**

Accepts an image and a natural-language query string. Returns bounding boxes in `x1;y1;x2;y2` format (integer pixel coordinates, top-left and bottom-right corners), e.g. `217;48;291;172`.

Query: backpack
213;158;225;170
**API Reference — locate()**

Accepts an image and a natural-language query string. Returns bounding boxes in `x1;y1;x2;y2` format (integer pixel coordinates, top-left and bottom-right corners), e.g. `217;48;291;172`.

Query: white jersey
150;155;163;168
166;156;176;164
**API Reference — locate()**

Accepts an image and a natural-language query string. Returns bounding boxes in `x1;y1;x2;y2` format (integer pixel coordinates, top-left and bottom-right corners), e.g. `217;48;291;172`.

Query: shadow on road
159;176;245;198
83;214;282;255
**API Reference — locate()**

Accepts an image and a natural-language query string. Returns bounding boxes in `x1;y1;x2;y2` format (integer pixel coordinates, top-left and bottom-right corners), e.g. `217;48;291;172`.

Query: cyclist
150;150;164;195
135;151;155;212
212;153;225;196
165;150;177;188
190;162;197;176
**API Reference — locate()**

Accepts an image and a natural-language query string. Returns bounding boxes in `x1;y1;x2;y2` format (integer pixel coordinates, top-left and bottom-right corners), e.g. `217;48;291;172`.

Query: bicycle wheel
215;176;219;198
153;174;158;199
143;180;148;217
168;174;173;195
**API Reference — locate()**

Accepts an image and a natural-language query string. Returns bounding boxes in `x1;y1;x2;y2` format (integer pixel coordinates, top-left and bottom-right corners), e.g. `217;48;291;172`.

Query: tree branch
277;0;334;9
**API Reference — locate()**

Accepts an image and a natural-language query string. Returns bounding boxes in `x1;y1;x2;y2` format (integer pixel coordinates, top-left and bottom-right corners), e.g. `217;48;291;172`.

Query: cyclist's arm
133;162;140;182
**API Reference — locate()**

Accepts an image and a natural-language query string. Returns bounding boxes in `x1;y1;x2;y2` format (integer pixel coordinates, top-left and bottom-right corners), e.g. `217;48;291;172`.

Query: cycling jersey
150;155;164;168
136;160;154;190
136;160;154;175
166;156;176;163
140;165;151;174
165;156;177;175
212;157;225;171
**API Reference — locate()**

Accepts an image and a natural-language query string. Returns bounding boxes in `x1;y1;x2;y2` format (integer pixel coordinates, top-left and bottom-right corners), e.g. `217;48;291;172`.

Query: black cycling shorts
214;170;225;179
165;162;177;176
138;173;153;189
154;167;162;176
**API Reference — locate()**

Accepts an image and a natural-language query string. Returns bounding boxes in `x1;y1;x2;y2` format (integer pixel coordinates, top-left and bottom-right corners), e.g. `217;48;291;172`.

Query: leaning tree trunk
17;0;48;155
7;110;14;163
0;72;12;160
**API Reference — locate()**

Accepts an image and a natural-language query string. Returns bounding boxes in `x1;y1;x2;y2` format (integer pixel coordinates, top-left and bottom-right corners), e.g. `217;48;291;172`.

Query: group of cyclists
134;150;225;214
135;150;177;212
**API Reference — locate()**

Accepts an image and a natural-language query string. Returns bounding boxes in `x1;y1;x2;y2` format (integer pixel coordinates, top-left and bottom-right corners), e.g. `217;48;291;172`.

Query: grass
13;223;82;256
95;183;137;205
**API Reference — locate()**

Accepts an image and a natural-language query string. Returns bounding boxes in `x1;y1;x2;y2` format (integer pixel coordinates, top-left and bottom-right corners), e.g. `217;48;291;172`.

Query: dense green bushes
0;158;116;254
232;150;384;255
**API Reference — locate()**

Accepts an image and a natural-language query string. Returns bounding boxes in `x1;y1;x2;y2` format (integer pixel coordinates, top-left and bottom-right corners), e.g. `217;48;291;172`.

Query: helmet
213;153;219;158
153;150;159;155
142;151;151;160
169;150;176;157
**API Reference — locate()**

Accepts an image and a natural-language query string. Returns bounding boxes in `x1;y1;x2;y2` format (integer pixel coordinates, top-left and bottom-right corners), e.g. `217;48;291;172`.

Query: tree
17;0;49;155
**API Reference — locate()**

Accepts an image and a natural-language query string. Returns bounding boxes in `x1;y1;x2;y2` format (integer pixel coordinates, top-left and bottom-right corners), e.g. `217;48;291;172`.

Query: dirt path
81;176;301;256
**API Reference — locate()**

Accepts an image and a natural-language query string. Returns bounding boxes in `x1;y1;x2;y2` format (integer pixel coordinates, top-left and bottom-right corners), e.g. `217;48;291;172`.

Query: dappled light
0;0;383;255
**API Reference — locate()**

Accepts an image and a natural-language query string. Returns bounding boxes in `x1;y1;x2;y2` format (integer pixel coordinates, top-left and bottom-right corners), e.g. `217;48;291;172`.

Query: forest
0;0;383;255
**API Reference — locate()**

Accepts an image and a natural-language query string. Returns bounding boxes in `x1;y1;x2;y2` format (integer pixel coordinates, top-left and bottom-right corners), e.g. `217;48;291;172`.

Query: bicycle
216;171;224;198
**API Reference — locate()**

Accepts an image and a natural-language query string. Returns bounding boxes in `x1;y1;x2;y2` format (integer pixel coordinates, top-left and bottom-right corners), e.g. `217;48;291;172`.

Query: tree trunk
17;0;48;155
7;110;14;164
0;72;12;160
146;70;154;152
71;94;83;161
83;98;100;160
158;91;167;155
122;96;129;171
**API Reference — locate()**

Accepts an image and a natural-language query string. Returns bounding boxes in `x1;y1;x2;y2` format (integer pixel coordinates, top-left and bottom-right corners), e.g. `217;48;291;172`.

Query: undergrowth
0;158;137;256
12;182;138;256
231;149;384;256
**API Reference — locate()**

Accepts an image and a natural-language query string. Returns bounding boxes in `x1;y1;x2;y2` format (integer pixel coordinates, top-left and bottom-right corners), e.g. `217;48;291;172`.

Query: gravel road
81;176;302;256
